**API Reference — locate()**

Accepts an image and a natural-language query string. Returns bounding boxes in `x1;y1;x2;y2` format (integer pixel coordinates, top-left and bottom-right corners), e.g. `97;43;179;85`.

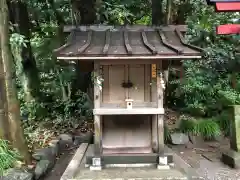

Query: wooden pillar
179;66;184;83
94;62;102;156
157;63;164;154
152;115;158;153
231;73;236;89
163;70;169;84
151;64;158;153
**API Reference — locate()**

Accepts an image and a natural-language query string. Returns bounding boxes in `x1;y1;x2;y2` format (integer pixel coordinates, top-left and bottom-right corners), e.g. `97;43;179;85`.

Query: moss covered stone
229;105;240;151
222;105;240;168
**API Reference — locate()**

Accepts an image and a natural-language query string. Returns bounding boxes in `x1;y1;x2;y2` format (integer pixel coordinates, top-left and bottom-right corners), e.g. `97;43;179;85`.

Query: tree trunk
95;0;102;23
71;0;97;25
70;0;96;95
8;1;40;102
0;0;31;164
175;0;192;24
151;0;163;25
47;0;65;45
165;0;172;24
0;38;11;141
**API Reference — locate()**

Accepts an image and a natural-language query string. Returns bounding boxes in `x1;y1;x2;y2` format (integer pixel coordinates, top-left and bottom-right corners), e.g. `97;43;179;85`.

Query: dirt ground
170;138;240;179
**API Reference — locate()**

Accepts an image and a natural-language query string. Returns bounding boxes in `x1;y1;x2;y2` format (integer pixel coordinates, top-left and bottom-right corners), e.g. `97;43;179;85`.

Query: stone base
105;163;155;168
157;164;170;170
86;153;159;165
76;167;187;180
90;166;102;171
222;149;240;168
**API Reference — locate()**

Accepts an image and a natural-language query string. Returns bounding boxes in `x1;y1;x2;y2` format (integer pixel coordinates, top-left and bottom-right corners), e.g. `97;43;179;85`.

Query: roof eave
56;55;202;60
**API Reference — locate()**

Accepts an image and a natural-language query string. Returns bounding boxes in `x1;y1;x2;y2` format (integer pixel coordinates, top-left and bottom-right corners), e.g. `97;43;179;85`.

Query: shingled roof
54;25;203;60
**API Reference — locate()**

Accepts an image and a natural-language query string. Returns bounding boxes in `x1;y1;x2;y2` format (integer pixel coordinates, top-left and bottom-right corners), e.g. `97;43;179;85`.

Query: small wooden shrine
54;25;202;170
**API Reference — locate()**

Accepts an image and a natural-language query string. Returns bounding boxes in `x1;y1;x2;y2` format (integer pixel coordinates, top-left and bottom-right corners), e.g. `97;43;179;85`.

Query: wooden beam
141;31;158;54
103;29;111;54
63;25;188;33
157;63;164;154
157;30;183;54
86;153;159;165
157;63;163;109
57;55;202;60
144;65;151;102
76;30;93;54
53;30;76;54
93;108;164;115
180;66;184;83
215;2;240;11
124;65;129;99
206;0;240;6
123;31;133;55
152;115;158;153
232;73;236;89
93;62;102;156
175;28;203;52
216;24;240;34
94;63;101;108
102;65;109;102
94;115;102;156
157;115;164;154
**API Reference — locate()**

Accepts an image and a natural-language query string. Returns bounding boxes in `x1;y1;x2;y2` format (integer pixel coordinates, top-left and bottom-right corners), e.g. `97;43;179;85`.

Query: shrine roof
54;25;203;60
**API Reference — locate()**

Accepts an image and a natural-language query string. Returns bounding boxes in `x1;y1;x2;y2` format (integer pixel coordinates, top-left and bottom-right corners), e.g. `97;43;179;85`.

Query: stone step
74;167;188;180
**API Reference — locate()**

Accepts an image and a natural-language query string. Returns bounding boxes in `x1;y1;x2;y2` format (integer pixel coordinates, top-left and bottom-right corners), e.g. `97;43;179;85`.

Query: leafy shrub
195;119;221;140
178;117;221;140
166;1;240;118
164;124;171;143
215;111;230;136
24;127;54;152
50;91;93;128
0;140;20;175
179;118;197;134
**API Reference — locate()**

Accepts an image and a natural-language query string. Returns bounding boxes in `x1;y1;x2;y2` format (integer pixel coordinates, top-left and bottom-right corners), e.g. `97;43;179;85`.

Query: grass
195;119;221;140
0;140;20;175
178;117;221;140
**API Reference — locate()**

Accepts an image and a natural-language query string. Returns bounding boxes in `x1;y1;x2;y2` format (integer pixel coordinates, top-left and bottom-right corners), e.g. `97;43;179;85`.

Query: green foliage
0;140;20;175
9;22;94;151
167;0;240;119
164;124;171;143
179;118;221;139
195;119;221;140
215;111;231;136
6;0;239;158
24;126;54;152
100;0;151;24
50;91;93;127
179;119;197;134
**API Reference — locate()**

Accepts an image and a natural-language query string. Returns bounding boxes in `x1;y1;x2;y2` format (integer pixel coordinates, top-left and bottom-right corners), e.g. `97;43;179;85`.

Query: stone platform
63;144;192;180
60;143;207;180
74;166;188;180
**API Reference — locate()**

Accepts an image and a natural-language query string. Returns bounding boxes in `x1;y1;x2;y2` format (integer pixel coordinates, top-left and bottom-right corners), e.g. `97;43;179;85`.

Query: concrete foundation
61;143;204;180
222;150;240;169
77;145;187;179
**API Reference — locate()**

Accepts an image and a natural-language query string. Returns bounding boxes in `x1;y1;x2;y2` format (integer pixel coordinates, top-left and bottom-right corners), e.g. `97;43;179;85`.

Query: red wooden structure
206;0;240;34
217;24;240;34
215;2;240;11
207;0;239;88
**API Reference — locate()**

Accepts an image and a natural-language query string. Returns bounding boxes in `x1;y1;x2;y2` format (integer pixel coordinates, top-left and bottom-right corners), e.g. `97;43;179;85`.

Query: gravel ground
171;140;240;180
